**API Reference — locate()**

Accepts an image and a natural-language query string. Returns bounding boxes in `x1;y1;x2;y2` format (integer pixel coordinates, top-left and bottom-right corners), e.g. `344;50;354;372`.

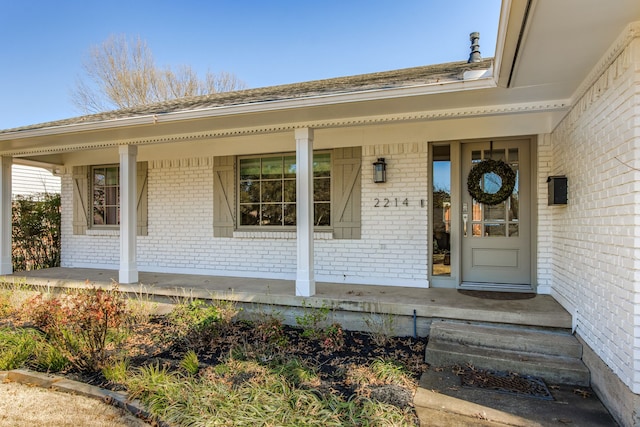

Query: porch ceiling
498;0;640;95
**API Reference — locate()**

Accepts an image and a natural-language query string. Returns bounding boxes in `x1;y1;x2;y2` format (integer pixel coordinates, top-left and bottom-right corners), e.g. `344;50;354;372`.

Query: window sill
86;228;119;236
233;231;333;240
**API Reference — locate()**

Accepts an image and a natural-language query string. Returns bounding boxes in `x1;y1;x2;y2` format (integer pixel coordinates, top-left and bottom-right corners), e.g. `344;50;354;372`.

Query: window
238;153;331;227
92;165;119;226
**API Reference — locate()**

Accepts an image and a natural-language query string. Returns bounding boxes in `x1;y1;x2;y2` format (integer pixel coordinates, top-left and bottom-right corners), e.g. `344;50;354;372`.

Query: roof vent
468;32;482;63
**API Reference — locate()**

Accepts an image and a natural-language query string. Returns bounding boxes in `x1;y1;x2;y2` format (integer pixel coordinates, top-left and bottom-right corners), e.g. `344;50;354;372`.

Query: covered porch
3;267;572;334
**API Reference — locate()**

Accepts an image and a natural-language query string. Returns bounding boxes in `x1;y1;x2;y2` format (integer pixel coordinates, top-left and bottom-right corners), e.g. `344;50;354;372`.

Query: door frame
428;136;538;291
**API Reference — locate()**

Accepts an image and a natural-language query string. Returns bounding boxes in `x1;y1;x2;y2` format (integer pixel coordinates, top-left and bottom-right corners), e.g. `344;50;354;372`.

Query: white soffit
507;0;640;97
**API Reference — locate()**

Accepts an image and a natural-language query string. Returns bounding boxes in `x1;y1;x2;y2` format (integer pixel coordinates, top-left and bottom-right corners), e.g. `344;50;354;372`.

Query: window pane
240;180;260;203
106;206;118;225
106;187;118;205
106;167;118;185
314;178;330;202
240;204;260;225
484;202;506;221
261;181;282;202
314;203;330;226
283;180;296;202
261;204;283;225
261;157;282;179
94;169;105;186
313;153;331;177
239;153;331;228
484;224;505;237
509;223;519;237
240;158;260;180
284;204;296;226
508;148;518;163
472;223;482;237
93;207;105;225
94;188;104;206
284;156;296;178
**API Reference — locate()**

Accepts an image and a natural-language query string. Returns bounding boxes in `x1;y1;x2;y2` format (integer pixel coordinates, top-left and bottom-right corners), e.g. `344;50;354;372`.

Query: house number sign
373;198;426;208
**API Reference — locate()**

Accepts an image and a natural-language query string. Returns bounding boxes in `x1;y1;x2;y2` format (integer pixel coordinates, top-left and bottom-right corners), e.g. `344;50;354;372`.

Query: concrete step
425;320;590;386
429;320;583;358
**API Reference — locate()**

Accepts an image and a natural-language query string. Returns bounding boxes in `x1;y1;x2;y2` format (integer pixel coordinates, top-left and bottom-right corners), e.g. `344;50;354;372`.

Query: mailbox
547;176;567;205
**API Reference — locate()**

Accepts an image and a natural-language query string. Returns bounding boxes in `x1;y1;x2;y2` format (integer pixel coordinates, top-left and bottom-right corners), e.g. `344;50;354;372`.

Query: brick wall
547;38;640;393
61;142;429;287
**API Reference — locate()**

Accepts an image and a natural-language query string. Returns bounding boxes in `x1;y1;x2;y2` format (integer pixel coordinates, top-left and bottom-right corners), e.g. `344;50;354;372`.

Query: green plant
364;312;397;346
369;358;415;388
255;314;288;347
321;322;345;352
0;327;37;370
12;193;61;271
169;299;221;334
0;327;68;372
179;350;200;376
103;358;131;384
21;285;129;371
125;284;158;325
295;301;331;339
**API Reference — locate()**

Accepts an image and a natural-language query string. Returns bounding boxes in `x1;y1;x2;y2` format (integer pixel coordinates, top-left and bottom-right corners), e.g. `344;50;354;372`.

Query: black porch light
373;158;387;183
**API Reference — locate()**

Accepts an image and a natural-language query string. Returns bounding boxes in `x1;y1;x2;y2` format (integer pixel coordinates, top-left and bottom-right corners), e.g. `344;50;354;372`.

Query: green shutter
332;147;361;239
213;156;235;237
136;162;148;236
72;166;89;235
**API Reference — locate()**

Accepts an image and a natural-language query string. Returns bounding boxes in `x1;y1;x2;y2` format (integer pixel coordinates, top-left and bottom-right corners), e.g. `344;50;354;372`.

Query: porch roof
4;267;573;330
0;59;493;135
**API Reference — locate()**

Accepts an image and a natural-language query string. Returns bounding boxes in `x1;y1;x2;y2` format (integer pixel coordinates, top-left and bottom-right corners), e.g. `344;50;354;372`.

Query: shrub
295;301;331;339
21;285;128;371
12;193;61;271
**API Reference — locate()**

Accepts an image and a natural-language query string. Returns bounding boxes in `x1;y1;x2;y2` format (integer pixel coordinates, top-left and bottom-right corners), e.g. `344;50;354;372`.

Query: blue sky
0;1;501;130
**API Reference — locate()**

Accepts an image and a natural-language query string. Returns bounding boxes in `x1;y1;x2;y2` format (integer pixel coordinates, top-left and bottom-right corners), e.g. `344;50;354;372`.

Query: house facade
1;1;639;424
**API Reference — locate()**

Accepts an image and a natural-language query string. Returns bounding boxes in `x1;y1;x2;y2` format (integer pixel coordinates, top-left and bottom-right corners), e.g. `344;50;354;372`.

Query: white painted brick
545;40;640;392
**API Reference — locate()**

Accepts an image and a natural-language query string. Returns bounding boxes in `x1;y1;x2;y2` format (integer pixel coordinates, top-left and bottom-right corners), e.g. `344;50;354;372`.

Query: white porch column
0;156;12;275
119;145;138;284
295;128;315;296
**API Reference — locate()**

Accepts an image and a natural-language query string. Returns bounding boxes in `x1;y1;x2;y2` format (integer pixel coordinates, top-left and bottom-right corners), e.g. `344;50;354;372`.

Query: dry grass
0;381;150;427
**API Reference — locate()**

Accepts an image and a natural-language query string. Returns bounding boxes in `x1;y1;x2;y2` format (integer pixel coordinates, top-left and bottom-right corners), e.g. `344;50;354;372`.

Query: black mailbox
547;176;567;205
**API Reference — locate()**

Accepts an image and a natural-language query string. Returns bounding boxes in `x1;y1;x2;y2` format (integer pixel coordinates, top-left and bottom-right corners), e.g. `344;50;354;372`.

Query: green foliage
169;299;222;351
103;358;131;384
119;358;416;426
12;193;61;271
0;327;69;372
21;286;128;371
179;350;200;376
295;301;331;339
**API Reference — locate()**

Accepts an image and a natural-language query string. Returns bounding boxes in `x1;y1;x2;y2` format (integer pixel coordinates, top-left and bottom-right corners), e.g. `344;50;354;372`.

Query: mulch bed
36;316;429;410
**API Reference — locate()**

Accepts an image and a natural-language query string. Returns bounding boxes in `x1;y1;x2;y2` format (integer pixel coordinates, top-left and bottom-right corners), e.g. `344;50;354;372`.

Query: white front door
461;139;531;288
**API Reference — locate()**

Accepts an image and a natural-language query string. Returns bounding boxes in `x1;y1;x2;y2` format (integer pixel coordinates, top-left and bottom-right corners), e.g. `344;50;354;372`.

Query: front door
461;139;531;288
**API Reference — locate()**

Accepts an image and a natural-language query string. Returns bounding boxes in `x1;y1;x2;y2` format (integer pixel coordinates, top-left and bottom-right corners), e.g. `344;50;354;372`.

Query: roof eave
0;72;495;142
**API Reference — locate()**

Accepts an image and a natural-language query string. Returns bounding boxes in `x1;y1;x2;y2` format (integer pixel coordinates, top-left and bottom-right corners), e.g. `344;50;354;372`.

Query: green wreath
467;159;516;205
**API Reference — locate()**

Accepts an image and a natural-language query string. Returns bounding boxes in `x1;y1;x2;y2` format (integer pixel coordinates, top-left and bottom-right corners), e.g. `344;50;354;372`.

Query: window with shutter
212;147;361;239
72;163;148;236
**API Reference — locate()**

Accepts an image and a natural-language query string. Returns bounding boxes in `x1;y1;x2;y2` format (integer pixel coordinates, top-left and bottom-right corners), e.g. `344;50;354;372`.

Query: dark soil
68;316;426;411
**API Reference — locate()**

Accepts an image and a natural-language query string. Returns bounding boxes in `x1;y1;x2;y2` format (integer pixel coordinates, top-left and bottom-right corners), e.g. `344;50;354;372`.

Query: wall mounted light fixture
373;158;387;183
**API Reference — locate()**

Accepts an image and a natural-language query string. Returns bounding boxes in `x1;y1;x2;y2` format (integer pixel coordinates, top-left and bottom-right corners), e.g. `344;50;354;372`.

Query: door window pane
470;146;520;238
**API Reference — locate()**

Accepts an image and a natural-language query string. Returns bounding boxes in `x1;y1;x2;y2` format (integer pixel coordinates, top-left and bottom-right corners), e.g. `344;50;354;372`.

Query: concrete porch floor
3;267;572;332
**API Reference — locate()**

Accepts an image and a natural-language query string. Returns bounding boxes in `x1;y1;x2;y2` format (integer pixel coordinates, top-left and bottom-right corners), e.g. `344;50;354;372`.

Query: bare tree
71;35;246;114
